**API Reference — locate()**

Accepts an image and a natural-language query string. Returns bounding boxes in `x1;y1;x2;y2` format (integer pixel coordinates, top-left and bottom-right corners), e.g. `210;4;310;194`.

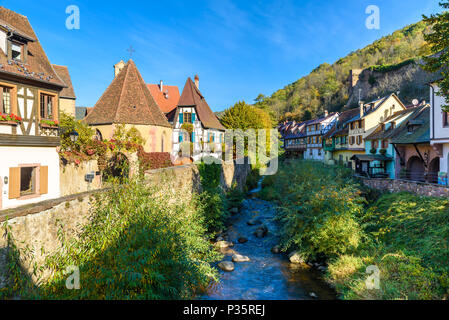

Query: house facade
323;108;359;166
348;94;406;174
53;65;76;117
429;82;449;185
283;121;308;159
0;7;66;209
391;105;440;183
84;60;173;153
304;112;338;161
171;76;225;162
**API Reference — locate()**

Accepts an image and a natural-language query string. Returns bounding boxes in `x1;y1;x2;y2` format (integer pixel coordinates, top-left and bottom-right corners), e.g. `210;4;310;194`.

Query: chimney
114;60;125;78
160;80;164;92
359;101;365;118
194;75;199;89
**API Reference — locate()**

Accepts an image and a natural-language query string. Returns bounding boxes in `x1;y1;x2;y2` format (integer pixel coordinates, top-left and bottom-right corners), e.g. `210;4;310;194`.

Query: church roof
84;60;171;128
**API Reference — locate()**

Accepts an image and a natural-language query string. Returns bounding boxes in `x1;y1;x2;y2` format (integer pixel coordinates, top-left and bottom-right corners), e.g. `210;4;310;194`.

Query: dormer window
11;42;23;61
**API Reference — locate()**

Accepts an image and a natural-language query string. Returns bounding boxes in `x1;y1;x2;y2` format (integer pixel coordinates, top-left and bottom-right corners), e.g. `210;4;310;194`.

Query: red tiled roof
177;77;225;131
84;60;171;128
0;7;65;88
52;65;76;99
147;83;180;114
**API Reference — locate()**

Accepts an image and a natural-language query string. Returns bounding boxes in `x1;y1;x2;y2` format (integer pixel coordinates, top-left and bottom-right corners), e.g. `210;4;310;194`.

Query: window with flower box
39;91;58;126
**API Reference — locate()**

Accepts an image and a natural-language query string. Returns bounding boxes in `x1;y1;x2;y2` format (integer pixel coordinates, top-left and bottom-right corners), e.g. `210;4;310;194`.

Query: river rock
254;225;268;238
238;237;248;244
271;246;281;254
318;266;327;272
247;219;262;226
230;207;239;215
289;252;306;264
218;261;235;272
232;254;250;263
214;241;234;249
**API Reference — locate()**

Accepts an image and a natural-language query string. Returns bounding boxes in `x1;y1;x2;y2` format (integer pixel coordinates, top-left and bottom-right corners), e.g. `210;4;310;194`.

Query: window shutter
192;132;195;143
9;167;20;199
179;134;183;143
179;113;184;124
40;166;48;195
192;113;196;122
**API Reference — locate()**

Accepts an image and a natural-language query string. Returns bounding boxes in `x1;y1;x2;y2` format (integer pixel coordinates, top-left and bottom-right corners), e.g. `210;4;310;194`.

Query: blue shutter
192;132;195;143
179;113;184;124
179;133;183;143
192;113;196;122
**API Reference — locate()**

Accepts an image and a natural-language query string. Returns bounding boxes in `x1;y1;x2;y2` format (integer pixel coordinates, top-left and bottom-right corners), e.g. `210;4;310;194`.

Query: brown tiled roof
52;65;76;99
0;7;65;88
84;60;171;128
147;83;180;114
177;77;226;131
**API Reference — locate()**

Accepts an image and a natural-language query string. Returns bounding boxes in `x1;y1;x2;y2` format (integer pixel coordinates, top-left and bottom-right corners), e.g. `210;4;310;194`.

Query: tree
422;1;449;110
220;101;272;130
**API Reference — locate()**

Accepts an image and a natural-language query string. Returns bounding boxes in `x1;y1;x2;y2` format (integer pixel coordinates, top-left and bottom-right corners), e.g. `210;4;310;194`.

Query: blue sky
2;0;442;112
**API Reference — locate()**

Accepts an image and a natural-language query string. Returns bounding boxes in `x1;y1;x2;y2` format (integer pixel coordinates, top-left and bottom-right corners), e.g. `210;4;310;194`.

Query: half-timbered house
0;7;67;209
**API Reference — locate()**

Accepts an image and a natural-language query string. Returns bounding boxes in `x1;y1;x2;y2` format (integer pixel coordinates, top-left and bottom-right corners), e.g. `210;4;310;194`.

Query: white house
0;7;67;210
304;111;339;161
170;75;225;162
430;82;449;185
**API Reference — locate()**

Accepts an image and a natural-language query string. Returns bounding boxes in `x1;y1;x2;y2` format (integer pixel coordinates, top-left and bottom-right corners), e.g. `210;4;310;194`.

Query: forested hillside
254;21;434;122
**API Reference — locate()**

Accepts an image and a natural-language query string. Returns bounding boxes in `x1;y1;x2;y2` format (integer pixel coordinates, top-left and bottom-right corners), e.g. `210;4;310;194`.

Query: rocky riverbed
198;197;337;300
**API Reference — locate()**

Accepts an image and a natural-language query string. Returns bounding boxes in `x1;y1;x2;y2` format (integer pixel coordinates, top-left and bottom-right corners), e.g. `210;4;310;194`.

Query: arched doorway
95;129;103;141
104;153;129;181
428;158;440;184
407;156;425;182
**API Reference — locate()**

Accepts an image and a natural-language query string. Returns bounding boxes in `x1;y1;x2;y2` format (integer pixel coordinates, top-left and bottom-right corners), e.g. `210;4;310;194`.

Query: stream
198;181;337;300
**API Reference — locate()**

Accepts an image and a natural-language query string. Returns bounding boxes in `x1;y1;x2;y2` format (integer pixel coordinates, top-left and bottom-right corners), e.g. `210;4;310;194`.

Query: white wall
0;146;60;210
430;84;449;143
0;30;6;55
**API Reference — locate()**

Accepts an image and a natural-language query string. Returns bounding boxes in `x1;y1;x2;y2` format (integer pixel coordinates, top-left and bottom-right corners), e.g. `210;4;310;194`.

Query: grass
265;160;449;300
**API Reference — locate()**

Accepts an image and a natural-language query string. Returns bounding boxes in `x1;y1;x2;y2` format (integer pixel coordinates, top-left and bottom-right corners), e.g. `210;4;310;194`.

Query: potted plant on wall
379;148;387;156
370;148;377;155
0;113;22;125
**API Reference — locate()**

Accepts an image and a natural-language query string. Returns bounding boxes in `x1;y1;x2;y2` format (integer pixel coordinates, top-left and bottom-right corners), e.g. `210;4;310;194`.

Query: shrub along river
199;190;337;300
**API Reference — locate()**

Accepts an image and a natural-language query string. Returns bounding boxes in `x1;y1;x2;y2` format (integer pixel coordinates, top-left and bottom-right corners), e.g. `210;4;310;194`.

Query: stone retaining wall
0;159;251;288
360;177;449;198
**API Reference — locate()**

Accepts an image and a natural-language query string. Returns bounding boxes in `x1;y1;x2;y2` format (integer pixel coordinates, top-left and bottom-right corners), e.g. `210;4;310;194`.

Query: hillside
254;21;437;122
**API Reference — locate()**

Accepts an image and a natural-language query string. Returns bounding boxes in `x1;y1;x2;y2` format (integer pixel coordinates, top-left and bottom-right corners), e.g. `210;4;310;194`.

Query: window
20;167;36;196
11;43;23;61
357;135;362;145
373;140;378;149
1;86;11;114
350;136;355;145
40;93;54;119
183;112;192;124
382;140;389;149
444;112;449;127
95;129;103;141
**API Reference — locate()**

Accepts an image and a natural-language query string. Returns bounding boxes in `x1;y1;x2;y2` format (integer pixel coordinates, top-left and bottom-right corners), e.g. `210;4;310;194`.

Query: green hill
254;21;433;122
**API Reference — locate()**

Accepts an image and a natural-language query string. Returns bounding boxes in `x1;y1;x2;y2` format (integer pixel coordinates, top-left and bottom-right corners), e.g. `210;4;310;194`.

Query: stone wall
360;177;449;198
0;158;251;288
60;160;102;196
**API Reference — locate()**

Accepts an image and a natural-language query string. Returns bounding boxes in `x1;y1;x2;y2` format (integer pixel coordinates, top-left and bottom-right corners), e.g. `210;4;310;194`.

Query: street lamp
70;130;79;143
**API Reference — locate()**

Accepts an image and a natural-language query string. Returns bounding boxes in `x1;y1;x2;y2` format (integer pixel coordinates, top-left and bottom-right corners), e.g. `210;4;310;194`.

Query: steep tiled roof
84;60;171;127
0;7;65;88
324;108;359;138
52;65;76;99
365;107;420;141
147;83;180;114
391;106;430;145
177;77;225;131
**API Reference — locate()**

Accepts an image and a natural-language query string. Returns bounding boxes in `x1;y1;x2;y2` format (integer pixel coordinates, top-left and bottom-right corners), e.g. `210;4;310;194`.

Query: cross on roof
127;45;136;58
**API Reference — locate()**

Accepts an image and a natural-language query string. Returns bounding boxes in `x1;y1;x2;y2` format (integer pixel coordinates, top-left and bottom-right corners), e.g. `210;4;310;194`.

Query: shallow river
198;194;337;300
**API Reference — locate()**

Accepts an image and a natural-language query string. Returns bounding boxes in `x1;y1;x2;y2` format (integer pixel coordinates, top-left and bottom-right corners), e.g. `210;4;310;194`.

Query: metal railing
398;170;440;185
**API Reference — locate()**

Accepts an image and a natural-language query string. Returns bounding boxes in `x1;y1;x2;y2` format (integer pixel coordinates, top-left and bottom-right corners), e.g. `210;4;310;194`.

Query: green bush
274;161;365;260
32;180;221;300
